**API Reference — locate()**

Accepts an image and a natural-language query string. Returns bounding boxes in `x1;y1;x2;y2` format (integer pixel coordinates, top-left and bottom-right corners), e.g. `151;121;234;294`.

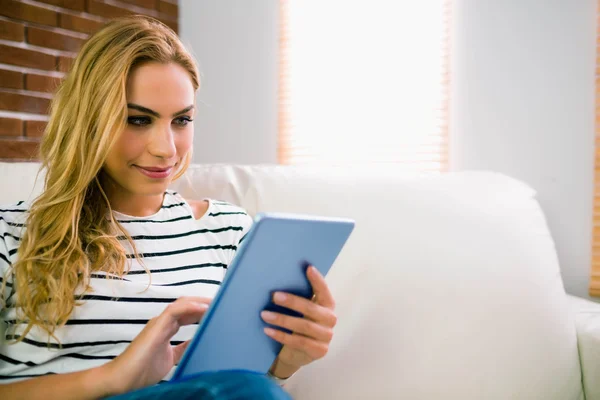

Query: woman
0;16;337;399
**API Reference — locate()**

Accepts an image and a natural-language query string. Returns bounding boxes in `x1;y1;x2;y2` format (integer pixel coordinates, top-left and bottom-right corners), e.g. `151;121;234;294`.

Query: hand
262;266;337;379
101;296;212;394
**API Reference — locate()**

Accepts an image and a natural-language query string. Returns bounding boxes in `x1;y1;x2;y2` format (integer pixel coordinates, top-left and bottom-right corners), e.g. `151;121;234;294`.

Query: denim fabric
108;370;292;400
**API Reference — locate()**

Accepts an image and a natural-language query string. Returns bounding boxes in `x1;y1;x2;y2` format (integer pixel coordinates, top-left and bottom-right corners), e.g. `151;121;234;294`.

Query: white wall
180;0;279;164
450;0;598;299
181;0;599;299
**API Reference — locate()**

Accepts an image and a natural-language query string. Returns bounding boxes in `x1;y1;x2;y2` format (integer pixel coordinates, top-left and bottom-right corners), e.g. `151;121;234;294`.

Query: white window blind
278;0;451;172
590;0;600;297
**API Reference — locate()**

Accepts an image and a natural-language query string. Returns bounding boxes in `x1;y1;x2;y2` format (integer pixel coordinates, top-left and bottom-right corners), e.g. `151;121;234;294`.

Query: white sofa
2;162;600;400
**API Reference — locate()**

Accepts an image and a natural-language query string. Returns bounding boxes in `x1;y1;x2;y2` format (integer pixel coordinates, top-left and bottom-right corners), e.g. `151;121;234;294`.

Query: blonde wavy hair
2;16;200;342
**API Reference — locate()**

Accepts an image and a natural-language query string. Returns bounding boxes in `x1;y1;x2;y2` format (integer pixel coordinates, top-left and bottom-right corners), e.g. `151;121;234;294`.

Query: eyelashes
127;116;152;127
174;116;194;127
127;116;194;127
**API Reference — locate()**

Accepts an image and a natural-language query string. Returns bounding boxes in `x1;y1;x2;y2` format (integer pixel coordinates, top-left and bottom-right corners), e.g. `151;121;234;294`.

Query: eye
173;116;193;127
127;116;152;127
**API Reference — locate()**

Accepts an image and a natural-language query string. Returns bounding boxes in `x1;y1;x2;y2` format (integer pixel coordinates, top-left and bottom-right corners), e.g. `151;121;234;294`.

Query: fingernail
264;327;276;336
261;311;276;321
274;292;287;302
309;266;319;276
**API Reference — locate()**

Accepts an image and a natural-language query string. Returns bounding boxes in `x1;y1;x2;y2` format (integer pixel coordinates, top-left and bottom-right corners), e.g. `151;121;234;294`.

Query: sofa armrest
568;294;600;400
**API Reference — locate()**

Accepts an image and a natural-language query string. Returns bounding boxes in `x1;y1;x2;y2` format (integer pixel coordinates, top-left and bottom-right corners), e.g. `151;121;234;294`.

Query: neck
100;175;165;217
109;191;165;217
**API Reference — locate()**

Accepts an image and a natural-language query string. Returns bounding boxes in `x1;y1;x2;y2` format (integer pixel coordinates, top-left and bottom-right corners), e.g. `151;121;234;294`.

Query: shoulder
208;200;252;224
208;200;249;216
0;201;29;275
0;201;28;233
205;201;253;248
184;199;251;226
187;198;253;232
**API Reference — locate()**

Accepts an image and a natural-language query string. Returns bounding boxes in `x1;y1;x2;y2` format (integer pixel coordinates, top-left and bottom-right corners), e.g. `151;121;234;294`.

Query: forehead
126;62;195;111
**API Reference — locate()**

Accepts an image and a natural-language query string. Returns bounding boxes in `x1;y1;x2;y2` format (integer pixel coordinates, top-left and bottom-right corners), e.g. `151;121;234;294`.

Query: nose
147;121;176;159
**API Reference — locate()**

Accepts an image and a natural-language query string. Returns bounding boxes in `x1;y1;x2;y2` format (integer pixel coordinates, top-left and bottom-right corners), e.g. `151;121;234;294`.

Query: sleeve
0;206;26;341
0;205;25;312
236;212;254;246
226;210;254;267
0;218;13;312
0;237;8;342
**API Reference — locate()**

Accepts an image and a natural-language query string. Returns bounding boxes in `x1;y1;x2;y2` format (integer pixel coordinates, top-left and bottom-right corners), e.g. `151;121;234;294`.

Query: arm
0;297;211;400
0;364;117;400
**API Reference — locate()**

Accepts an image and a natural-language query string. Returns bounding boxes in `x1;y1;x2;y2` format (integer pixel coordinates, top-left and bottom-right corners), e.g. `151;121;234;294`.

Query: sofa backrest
0;162;584;399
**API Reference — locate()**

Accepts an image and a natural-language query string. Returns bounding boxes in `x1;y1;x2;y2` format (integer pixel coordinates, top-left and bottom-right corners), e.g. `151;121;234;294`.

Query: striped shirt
0;191;253;383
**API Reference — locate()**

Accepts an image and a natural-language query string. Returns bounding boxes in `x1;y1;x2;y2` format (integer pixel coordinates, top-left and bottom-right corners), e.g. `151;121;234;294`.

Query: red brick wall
0;0;179;161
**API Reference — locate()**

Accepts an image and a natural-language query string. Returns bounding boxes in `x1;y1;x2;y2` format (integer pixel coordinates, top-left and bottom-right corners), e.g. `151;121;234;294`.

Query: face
102;62;195;197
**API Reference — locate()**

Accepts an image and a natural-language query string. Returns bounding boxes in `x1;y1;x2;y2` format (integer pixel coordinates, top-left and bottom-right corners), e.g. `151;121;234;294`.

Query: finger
272;292;337;328
176;296;213;306
306;266;335;310
261;311;333;343
163;300;210;326
173;340;190;364
264;328;329;361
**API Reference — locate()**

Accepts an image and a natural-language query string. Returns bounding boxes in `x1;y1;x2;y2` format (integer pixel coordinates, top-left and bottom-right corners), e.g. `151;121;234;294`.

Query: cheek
175;127;194;154
114;129;147;162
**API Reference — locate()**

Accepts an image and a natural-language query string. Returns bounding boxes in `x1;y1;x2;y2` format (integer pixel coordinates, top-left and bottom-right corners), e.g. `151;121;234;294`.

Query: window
278;0;451;172
590;0;600;297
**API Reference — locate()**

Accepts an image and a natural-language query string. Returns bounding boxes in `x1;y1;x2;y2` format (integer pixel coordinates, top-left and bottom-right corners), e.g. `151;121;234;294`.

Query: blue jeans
108;371;292;400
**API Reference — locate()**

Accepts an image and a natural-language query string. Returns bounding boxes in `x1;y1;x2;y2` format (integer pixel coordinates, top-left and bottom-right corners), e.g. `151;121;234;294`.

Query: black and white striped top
0;191;253;383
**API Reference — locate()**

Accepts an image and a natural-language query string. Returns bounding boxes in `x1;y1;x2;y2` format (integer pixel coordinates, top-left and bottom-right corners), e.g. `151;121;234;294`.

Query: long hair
2;16;200;342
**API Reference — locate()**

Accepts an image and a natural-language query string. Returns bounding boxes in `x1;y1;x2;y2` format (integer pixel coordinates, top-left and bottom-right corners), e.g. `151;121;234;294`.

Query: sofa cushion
172;165;583;400
569;294;600;400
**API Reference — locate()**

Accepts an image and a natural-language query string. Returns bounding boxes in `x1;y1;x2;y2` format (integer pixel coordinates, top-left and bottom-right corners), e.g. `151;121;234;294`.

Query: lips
134;165;174;179
137;166;172;172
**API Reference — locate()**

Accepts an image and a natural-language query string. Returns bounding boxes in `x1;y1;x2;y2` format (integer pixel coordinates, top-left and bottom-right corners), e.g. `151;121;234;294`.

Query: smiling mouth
133;165;174;179
136;166;173;172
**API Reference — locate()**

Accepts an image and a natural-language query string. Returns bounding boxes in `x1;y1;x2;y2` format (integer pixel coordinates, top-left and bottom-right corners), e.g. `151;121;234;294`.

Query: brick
57;55;75;72
0;117;23;136
86;0;135;19
0;90;51;114
0;138;40;160
118;0;156;9
27;26;85;52
0;44;56;70
59;12;104;34
0;19;25;41
0;69;24;89
35;0;86;11
0;0;58;27
25;73;62;93
25;120;47;137
157;1;177;17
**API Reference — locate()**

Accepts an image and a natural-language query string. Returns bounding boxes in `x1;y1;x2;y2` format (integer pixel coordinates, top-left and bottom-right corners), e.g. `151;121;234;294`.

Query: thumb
173;340;191;365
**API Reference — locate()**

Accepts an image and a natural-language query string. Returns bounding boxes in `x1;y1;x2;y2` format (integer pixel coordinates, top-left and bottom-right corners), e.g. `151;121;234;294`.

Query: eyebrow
127;103;194;118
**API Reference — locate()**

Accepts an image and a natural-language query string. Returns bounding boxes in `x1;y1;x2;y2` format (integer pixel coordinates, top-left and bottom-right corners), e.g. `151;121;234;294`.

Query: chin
127;179;172;196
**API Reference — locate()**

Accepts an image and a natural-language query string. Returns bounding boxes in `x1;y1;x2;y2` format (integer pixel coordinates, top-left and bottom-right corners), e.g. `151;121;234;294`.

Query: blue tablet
172;212;355;381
